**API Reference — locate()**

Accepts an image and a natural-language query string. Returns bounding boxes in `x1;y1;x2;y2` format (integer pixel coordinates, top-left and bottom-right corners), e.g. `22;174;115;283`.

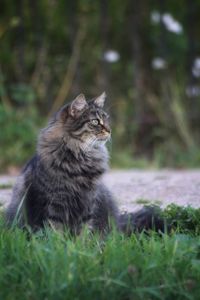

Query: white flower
162;13;183;34
194;58;200;69
152;57;167;70
186;85;200;97
151;11;183;34
192;58;200;77
103;50;120;63
151;11;161;24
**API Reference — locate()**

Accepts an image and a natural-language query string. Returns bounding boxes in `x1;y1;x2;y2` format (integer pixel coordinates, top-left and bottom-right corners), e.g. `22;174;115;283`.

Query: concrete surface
1;170;200;212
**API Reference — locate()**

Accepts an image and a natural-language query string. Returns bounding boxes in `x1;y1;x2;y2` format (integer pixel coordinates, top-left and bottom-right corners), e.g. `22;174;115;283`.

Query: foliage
1;0;200;169
163;204;200;235
0;104;40;169
0;205;200;299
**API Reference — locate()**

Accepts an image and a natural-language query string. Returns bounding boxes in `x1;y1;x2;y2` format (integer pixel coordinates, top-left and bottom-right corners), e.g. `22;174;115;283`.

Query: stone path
0;170;200;212
103;170;200;212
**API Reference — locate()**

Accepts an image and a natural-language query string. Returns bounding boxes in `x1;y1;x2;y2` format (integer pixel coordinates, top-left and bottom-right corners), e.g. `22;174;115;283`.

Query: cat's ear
58;104;68;121
70;94;88;117
93;92;106;108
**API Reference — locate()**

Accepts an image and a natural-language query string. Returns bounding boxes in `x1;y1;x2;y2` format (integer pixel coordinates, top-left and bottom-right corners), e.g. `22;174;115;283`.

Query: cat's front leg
46;219;65;231
91;184;119;233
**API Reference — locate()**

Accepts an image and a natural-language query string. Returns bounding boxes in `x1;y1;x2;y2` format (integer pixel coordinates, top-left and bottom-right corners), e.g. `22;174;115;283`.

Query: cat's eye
91;119;99;126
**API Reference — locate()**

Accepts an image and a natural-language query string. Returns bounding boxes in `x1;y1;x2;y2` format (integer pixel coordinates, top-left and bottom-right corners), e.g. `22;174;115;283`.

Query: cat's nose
103;125;111;134
101;120;111;134
107;128;111;134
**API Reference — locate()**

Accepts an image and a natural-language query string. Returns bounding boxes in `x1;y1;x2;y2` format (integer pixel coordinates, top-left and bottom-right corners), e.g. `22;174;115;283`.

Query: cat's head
52;92;111;151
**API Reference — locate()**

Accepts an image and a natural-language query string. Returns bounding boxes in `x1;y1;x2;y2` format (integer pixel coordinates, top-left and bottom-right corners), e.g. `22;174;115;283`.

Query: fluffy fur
6;93;119;234
6;93;166;235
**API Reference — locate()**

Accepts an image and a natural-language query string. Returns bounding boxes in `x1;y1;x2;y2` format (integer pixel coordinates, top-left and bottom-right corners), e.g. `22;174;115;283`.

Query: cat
6;92;166;235
6;93;119;234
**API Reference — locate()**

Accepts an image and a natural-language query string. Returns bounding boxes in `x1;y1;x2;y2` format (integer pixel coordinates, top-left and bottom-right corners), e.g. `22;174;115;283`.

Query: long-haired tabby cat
6;93;119;233
6;93;166;234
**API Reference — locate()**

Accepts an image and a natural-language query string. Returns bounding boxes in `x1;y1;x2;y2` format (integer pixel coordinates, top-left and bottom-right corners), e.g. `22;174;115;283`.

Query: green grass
110;150;153;169
135;199;162;206
0;183;13;189
0;205;200;300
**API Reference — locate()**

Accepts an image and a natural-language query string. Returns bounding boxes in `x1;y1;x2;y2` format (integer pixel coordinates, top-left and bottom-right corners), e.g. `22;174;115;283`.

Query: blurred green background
1;0;200;171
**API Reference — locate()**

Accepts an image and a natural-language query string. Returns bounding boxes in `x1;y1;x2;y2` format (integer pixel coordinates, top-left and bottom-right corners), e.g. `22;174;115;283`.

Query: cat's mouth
81;133;110;151
97;132;111;142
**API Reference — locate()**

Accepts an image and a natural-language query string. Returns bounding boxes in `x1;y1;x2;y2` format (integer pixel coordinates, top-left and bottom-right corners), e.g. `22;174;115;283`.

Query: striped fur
6;94;119;234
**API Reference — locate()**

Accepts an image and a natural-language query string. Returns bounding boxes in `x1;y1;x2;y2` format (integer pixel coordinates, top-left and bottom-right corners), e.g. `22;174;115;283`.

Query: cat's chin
97;133;111;141
94;138;109;148
96;140;107;146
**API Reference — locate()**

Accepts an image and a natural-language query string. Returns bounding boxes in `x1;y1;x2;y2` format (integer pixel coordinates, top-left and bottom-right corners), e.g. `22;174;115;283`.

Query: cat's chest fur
38;145;108;191
25;148;108;230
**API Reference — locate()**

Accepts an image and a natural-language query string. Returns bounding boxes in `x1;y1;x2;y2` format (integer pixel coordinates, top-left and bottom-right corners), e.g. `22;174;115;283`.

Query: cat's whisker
88;137;98;151
107;135;112;142
82;136;95;152
86;137;95;150
91;137;98;147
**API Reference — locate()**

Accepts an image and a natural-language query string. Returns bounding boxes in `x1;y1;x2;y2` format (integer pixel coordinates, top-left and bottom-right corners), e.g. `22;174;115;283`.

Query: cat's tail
118;206;170;235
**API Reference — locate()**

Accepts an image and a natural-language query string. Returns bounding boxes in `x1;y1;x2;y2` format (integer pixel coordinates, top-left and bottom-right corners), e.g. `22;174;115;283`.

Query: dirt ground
1;169;200;212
